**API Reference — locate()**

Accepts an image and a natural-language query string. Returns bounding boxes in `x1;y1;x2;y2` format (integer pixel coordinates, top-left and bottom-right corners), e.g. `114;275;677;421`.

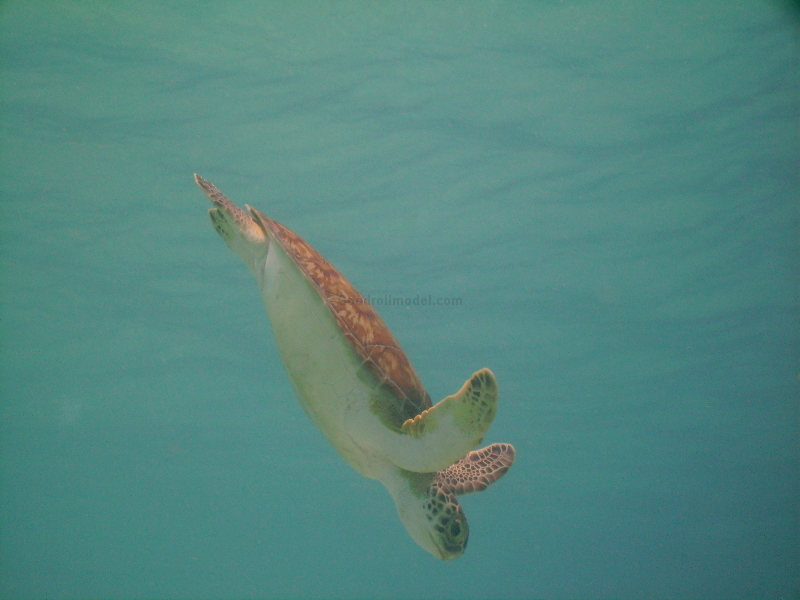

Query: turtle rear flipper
195;174;268;274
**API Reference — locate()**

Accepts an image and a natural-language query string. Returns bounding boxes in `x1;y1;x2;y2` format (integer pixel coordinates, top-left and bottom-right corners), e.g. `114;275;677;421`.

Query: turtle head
420;483;470;560
390;471;469;560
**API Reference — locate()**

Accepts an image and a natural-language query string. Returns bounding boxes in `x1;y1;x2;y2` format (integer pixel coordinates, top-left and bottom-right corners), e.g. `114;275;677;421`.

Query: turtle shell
249;207;433;429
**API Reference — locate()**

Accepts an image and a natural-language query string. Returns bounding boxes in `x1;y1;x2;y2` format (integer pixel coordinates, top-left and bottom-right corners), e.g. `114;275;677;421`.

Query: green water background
1;2;798;599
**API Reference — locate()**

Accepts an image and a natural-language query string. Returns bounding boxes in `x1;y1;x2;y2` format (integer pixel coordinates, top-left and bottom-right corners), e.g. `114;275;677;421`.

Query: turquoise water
1;2;798;598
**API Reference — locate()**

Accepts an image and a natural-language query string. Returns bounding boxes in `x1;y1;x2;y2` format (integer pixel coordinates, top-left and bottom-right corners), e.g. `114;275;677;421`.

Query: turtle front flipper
435;443;516;495
395;369;498;473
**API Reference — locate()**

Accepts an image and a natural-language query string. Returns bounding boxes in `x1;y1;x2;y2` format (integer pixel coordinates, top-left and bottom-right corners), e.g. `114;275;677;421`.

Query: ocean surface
1;2;798;599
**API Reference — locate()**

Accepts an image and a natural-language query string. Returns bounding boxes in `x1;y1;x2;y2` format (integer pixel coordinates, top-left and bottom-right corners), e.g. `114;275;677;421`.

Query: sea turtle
194;174;515;560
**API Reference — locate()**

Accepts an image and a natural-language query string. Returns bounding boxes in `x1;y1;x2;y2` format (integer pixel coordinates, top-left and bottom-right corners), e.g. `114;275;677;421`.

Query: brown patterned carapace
247;206;433;428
